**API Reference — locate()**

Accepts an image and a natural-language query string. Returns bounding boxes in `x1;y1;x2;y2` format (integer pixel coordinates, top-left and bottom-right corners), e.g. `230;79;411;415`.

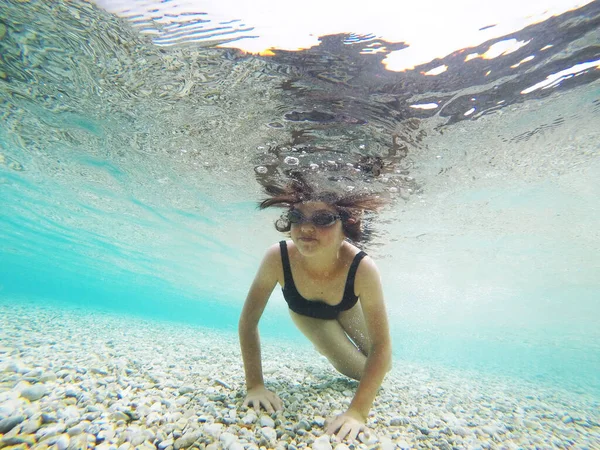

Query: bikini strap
279;241;294;287
344;251;367;297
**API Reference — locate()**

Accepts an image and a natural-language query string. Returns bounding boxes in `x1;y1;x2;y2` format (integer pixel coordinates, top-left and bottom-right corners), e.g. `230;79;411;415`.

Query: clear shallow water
1;0;599;419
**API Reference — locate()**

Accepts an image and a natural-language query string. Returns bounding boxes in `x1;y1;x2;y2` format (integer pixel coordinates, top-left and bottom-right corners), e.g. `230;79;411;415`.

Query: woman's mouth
299;237;316;242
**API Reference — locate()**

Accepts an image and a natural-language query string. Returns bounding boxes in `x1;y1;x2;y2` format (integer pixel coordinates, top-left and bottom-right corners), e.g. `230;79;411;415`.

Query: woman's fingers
268;392;283;411
242;389;284;414
326;414;366;442
337;422;353;441
261;398;275;414
325;416;342;435
348;424;362;441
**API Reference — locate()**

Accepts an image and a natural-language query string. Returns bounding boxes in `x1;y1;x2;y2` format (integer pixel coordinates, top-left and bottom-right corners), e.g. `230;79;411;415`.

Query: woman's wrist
345;405;368;422
246;381;265;391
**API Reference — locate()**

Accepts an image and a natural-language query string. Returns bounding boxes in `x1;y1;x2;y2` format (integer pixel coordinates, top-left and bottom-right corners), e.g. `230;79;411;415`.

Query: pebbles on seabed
0;301;598;450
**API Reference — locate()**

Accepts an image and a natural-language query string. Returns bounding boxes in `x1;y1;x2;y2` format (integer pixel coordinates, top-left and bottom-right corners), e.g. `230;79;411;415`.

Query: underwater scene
0;0;599;449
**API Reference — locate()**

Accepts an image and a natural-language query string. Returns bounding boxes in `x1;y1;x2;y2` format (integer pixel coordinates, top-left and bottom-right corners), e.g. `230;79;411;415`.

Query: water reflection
0;0;598;349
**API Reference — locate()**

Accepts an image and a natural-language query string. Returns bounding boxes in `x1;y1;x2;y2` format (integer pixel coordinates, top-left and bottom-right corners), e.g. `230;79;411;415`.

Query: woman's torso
278;240;366;319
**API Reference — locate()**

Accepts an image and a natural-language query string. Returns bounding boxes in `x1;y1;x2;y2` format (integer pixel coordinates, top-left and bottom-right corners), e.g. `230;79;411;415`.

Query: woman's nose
300;221;315;231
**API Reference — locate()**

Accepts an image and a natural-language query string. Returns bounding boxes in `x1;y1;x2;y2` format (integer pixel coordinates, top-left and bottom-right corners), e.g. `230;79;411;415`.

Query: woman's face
290;202;345;256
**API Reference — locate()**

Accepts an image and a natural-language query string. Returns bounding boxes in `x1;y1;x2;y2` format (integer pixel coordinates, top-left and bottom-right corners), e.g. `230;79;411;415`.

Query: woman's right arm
238;244;283;413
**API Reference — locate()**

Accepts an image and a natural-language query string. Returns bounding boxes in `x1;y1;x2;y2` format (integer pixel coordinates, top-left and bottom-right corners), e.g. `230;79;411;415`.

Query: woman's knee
333;360;363;381
335;352;392;380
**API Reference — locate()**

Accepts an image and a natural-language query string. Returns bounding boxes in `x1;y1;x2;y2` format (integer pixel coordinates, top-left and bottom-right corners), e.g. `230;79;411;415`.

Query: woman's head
259;176;386;243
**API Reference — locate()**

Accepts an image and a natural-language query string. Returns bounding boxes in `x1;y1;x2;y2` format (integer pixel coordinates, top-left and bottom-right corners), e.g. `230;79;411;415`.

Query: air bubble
389;187;398;193
254;166;268;174
309;163;319;170
284;156;299;165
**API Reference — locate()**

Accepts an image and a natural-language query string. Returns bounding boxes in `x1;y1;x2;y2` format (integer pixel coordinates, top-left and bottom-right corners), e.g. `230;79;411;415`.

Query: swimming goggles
286;209;341;227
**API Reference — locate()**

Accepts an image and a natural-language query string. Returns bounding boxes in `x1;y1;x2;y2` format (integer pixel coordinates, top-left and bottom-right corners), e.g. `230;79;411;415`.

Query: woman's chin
295;238;319;252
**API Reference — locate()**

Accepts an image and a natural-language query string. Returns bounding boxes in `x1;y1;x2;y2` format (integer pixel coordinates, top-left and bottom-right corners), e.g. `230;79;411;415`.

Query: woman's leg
289;308;368;381
338;304;392;372
337;303;371;356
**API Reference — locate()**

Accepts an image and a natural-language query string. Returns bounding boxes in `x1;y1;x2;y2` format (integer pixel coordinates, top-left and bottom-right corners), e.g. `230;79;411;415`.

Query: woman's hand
325;409;367;441
242;385;283;414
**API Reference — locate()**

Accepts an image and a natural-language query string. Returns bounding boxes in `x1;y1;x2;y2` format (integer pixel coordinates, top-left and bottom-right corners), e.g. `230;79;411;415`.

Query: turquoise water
1;0;599;430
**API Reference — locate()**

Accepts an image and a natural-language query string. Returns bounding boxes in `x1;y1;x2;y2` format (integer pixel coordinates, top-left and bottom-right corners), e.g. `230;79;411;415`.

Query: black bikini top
279;240;367;320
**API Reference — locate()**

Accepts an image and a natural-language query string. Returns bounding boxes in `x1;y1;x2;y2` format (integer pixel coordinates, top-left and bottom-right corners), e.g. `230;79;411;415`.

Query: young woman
238;179;392;441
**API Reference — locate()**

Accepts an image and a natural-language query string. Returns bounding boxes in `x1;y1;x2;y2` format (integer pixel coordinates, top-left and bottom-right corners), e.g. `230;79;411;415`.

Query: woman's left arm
326;257;392;439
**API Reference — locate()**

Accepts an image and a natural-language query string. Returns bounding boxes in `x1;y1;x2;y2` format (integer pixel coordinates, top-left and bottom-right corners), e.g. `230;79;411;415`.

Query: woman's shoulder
257;243;284;280
342;240;367;259
264;241;285;259
344;242;378;274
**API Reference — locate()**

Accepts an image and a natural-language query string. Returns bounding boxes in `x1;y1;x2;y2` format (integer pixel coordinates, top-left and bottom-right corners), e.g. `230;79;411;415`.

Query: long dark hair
259;176;386;242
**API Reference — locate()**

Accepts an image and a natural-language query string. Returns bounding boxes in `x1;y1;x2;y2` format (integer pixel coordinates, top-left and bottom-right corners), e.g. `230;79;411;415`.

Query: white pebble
203;423;223;439
130;430;145;446
175;396;189;406
56;433;70;450
158;439;173;450
312;435;332;450
20;384;48;401
380;437;394;450
40;371;58;382
178;386;194;395
174;430;202;450
260;426;277;442
259;415;275;427
358;431;378;445
242;412;257;424
0;398;19;417
482;425;499;436
452;426;468;437
150;402;162;412
523;419;539;429
95;444;113;450
219;432;237;448
398;440;411;450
